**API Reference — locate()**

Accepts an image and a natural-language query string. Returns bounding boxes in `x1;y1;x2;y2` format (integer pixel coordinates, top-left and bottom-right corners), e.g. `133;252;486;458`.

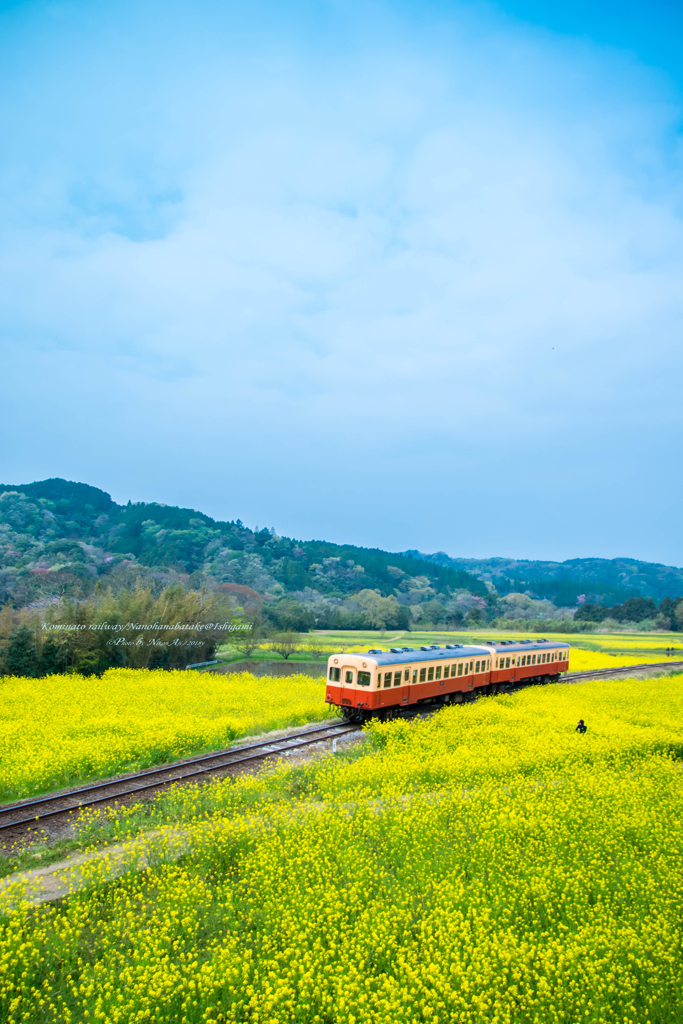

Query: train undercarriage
339;672;562;723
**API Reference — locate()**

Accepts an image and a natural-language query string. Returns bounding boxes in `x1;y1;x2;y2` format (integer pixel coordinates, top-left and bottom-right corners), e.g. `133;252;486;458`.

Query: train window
475;661;480;673
521;656;526;666
345;670;354;684
505;657;510;668
458;663;463;676
420;668;426;682
435;667;442;680
444;665;451;678
384;673;392;688
394;671;402;687
412;670;417;683
532;655;536;665
377;674;382;686
358;672;371;687
464;663;468;675
428;667;434;681
329;667;341;682
404;669;409;681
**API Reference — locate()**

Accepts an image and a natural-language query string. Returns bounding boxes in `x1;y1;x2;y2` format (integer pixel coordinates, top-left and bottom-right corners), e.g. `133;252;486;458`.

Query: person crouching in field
576;719;587;734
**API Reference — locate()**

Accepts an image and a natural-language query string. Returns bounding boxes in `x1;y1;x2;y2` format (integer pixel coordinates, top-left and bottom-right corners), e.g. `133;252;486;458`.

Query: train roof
331;645;488;668
485;640;570;652
329;639;569;667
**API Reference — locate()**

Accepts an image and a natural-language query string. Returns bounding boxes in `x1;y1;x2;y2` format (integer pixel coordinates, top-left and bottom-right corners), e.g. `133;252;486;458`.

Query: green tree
266;632;302;659
354;589;406;630
233;624;262;658
39;636;69;675
6;625;39;677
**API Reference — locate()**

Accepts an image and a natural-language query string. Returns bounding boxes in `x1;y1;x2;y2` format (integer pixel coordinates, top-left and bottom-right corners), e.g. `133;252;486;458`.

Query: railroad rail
3;658;681;835
561;659;683;684
0;720;358;834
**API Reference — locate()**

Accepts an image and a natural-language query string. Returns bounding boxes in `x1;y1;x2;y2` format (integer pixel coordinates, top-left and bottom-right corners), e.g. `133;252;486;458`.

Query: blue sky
2;0;682;563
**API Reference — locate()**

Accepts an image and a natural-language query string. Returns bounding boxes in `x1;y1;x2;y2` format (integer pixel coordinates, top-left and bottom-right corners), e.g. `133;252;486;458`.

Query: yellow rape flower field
0;669;334;803
2;673;683;1023
0;638;668;803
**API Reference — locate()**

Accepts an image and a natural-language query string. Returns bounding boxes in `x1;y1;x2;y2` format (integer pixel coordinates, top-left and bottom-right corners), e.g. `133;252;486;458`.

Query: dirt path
0;830;189;909
0;730;366;911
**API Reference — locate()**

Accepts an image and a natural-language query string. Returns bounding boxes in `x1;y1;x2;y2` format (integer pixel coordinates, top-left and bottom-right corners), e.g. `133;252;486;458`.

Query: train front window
329;667;341;682
345;670;354;685
358;672;371;687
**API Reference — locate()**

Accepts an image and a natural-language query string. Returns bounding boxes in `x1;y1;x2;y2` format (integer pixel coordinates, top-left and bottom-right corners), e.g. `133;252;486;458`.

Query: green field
219;628;683;664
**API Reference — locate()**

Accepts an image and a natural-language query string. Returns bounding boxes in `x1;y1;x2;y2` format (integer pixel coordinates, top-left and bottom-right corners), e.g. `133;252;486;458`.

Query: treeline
499;577;635;608
0;584;235;677
575;596;683;629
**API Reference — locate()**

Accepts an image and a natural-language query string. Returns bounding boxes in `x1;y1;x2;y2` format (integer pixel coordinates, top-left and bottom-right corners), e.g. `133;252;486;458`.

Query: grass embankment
0;669;333;804
2;676;683;1023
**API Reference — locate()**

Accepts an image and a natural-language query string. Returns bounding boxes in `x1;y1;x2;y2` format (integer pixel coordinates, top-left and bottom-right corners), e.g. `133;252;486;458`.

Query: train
325;639;570;721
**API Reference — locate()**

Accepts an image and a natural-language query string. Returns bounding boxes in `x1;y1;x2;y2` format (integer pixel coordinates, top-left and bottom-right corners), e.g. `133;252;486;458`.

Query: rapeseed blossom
0;668;334;801
1;675;683;1022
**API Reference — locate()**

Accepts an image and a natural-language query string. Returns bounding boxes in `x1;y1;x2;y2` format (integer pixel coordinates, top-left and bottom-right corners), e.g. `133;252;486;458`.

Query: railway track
0;720;358;835
3;658;681;836
561;659;683;684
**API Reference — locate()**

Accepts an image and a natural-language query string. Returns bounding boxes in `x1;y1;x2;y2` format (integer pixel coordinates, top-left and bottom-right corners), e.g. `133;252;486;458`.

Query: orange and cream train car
326;639;570;722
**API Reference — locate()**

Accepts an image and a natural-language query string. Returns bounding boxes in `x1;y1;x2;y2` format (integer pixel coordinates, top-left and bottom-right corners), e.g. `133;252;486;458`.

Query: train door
339;665;355;707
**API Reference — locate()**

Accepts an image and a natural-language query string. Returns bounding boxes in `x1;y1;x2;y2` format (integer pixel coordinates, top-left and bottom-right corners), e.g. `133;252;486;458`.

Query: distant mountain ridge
403;551;683;604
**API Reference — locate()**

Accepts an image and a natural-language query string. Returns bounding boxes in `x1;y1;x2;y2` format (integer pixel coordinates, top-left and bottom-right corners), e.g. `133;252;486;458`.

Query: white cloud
2;0;683;558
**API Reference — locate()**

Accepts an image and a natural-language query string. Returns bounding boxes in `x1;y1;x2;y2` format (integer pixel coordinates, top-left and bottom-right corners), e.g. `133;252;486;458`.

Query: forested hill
0;478;484;626
3;477;683;631
404;551;683;604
